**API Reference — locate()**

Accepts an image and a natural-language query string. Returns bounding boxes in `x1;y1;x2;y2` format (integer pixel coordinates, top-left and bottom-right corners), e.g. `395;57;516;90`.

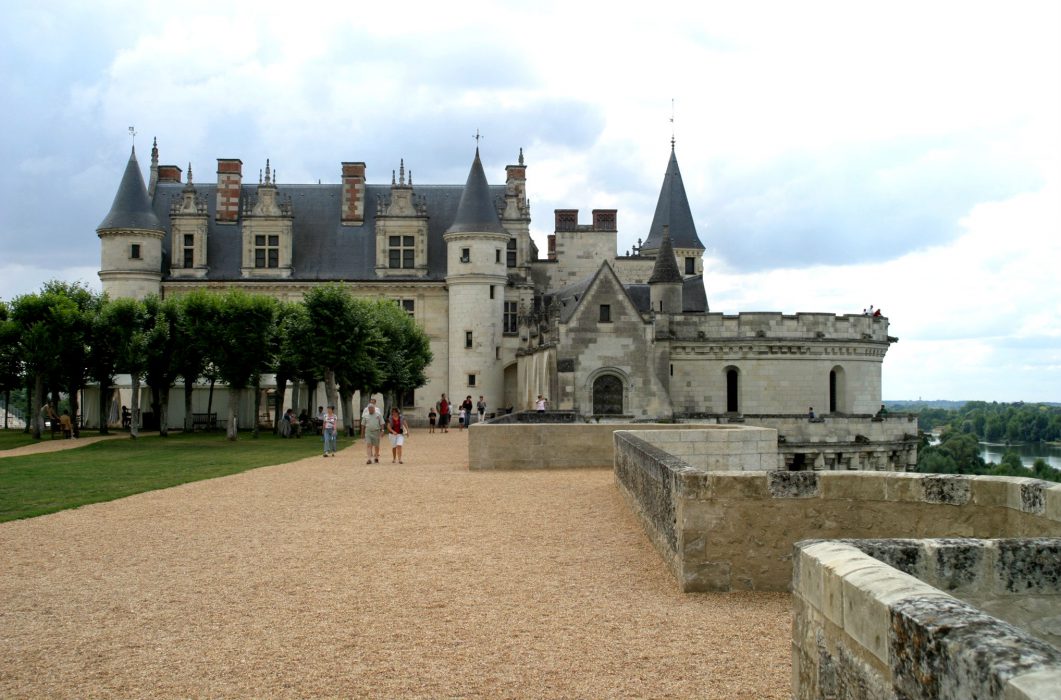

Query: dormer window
254;235;279;268
182;234;194;268
389;235;415;269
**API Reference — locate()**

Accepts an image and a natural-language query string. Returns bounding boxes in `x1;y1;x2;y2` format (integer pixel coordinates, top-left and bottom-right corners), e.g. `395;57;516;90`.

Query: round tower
444;147;508;408
97;147;165;300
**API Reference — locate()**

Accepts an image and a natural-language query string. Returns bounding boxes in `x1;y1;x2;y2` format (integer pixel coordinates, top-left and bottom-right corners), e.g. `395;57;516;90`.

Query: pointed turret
446;148;506;234
97;148;163;232
641;148;704;254
649;226;683;314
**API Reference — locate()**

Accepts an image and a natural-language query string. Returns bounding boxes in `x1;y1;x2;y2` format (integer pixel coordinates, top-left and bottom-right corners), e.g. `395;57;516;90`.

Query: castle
97;139;917;469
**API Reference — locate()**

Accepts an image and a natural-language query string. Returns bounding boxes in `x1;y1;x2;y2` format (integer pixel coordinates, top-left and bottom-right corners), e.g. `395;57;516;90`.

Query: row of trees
903;401;1061;443
916;431;1059;483
0;282;432;441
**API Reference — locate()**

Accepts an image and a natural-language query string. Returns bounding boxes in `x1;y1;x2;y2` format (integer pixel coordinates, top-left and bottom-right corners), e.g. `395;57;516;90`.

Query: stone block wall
613;429;1061;592
793;539;1061;699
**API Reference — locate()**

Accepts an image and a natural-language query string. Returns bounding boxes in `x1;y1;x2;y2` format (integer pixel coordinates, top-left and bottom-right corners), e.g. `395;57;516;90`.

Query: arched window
725;367;739;413
830;366;846;413
592;374;624;415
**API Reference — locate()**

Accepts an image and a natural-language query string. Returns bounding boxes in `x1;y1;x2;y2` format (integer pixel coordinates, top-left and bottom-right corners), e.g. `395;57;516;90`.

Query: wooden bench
191;413;217;432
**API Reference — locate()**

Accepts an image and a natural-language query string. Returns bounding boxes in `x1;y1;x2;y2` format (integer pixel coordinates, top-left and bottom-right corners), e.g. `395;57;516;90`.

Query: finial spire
399;158;405;186
150;137;158;165
264;158;271;184
187;162;193;184
518;147;524;166
128;126;137;153
670;98;676;151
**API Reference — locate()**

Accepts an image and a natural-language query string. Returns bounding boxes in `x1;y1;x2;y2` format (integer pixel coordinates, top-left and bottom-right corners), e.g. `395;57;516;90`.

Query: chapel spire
641;147;704;253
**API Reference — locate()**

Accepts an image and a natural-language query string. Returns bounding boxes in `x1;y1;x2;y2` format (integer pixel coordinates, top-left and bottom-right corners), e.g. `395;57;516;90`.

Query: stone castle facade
97;138;916;469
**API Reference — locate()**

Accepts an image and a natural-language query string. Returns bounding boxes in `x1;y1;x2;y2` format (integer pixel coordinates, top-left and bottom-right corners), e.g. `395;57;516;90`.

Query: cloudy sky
1;1;1058;401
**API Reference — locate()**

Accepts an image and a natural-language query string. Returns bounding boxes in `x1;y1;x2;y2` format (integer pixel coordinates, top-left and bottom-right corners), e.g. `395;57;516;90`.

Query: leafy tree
106;298;148;438
142;295;183;436
172;291;219;432
42;280;102;438
0;301;22;429
208;291;276;440
10;291;80;438
87;298;123;435
372;299;432;411
271;301;308;434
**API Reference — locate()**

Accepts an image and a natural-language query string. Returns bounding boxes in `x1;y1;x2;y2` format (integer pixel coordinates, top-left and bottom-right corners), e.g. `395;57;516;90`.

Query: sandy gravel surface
0;429;791;699
0;434;121;459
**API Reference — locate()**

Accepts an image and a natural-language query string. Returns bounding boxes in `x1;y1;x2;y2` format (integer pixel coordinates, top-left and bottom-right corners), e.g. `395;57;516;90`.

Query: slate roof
150;181;507;281
97;148;164;232
548;264;708;322
647;227;683;284
642;149;704;252
446;148;506;234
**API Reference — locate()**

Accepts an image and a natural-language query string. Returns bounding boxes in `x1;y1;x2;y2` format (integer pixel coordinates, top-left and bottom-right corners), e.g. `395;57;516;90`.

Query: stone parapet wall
613;429;1061;592
468;422;733;470
665;311;891;343
793;539;1061;700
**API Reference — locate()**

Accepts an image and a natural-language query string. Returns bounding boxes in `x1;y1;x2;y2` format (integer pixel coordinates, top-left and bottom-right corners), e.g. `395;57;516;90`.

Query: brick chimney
547;234;557;261
592;209;617;231
554;209;578;232
157;165;182;184
215;159;243;223
341;161;366;225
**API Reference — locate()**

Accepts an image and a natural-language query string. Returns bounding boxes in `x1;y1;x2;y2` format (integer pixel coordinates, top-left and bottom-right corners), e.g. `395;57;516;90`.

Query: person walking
460;395;473;430
362;402;385;464
428;406;437;433
322;405;338;457
476;395;486;424
387;407;408;463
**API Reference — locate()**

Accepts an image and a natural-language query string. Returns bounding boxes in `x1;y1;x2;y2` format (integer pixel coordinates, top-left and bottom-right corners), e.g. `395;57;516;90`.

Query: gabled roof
642;149;704;252
97;148;164;232
551;261;645;325
647;226;683;284
445;148;506;235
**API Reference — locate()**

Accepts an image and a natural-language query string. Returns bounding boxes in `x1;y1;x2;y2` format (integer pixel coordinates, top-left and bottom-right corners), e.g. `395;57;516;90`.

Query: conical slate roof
642;149;704;251
445;148;505;234
648;226;683;284
97;148;163;231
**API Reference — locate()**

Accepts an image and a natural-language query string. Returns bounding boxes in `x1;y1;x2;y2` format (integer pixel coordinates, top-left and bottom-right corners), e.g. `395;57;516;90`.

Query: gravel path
0;434;121;459
0;429;791;699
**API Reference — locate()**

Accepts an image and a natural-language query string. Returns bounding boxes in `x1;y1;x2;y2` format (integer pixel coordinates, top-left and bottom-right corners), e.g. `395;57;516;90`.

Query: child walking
322;405;338;457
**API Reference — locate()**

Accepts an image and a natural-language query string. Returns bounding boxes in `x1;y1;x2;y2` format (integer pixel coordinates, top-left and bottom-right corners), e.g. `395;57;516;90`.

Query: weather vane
670;99;676;150
474;129;482;146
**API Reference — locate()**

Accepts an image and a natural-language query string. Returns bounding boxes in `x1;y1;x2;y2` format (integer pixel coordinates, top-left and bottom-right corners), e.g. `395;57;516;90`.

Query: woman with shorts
387;407;408;464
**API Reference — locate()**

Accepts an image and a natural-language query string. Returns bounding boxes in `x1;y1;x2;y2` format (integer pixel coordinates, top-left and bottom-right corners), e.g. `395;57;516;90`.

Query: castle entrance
592;374;623;414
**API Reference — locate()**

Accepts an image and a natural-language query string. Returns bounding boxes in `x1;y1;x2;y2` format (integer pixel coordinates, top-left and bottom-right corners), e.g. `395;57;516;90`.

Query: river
979;442;1061;471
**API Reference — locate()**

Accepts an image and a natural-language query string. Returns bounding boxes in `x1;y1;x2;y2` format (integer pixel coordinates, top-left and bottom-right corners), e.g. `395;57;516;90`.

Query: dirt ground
0;428;791;699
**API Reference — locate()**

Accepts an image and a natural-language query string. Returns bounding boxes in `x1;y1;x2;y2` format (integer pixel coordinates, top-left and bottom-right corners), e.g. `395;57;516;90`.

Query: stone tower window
685;257;695;275
182;234;194;268
507;238;517;268
130;244;141;259
503;301;518;334
460;247;471;263
254;235;279;268
599;304;611;323
465;331;473;349
725;367;739;413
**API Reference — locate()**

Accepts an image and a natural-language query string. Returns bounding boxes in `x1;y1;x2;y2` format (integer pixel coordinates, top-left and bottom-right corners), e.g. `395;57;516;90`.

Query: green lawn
0;429;42;451
0;431;351;522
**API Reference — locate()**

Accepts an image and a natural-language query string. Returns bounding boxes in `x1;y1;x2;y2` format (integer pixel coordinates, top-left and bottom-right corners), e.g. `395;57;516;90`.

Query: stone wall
613;428;1061;592
468;422;749;470
793;539;1061;699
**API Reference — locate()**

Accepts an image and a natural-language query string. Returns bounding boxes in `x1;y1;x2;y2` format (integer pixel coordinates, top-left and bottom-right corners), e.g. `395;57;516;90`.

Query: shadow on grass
0;431;353;522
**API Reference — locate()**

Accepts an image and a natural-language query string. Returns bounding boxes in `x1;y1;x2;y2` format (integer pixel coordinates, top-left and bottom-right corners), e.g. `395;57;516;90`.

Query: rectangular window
460;247;470;263
495;249;501;264
504;301;518;334
389;235;415;269
254;234;279;268
489;285;495;299
495;346;500;360
130;243;141;259
465;331;473;349
468;374;476;387
599;304;611;323
685;257;695;275
393;299;415;318
507;238;517;268
183;247;194;268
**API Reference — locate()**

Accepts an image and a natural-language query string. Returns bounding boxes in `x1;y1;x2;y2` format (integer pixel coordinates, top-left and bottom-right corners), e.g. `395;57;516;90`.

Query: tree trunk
324;369;338;413
98;379;110;435
159;385;170;437
150;385;161;431
23;377;32;434
3;389;8;430
207;376;215;417
252;378;261;439
291;379;301;416
68;382;81;438
339;384;354;437
130;374;141;439
227;386;240;441
31;374;43;439
183;381;194;433
273;372;288;436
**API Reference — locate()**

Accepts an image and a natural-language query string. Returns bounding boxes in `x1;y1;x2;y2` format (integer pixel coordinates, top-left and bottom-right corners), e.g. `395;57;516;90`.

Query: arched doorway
592;374;624;415
725;367;739;413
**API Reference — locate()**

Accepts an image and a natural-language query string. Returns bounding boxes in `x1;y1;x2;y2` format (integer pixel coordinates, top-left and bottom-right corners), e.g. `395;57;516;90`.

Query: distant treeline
891;401;1061;443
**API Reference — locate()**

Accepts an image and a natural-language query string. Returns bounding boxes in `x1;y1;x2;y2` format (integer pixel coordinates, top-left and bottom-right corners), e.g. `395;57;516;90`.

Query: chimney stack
554;209;578;232
341;161;366;225
215;159;243;223
547;234;557;261
157;165;182;184
592;209;617;231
